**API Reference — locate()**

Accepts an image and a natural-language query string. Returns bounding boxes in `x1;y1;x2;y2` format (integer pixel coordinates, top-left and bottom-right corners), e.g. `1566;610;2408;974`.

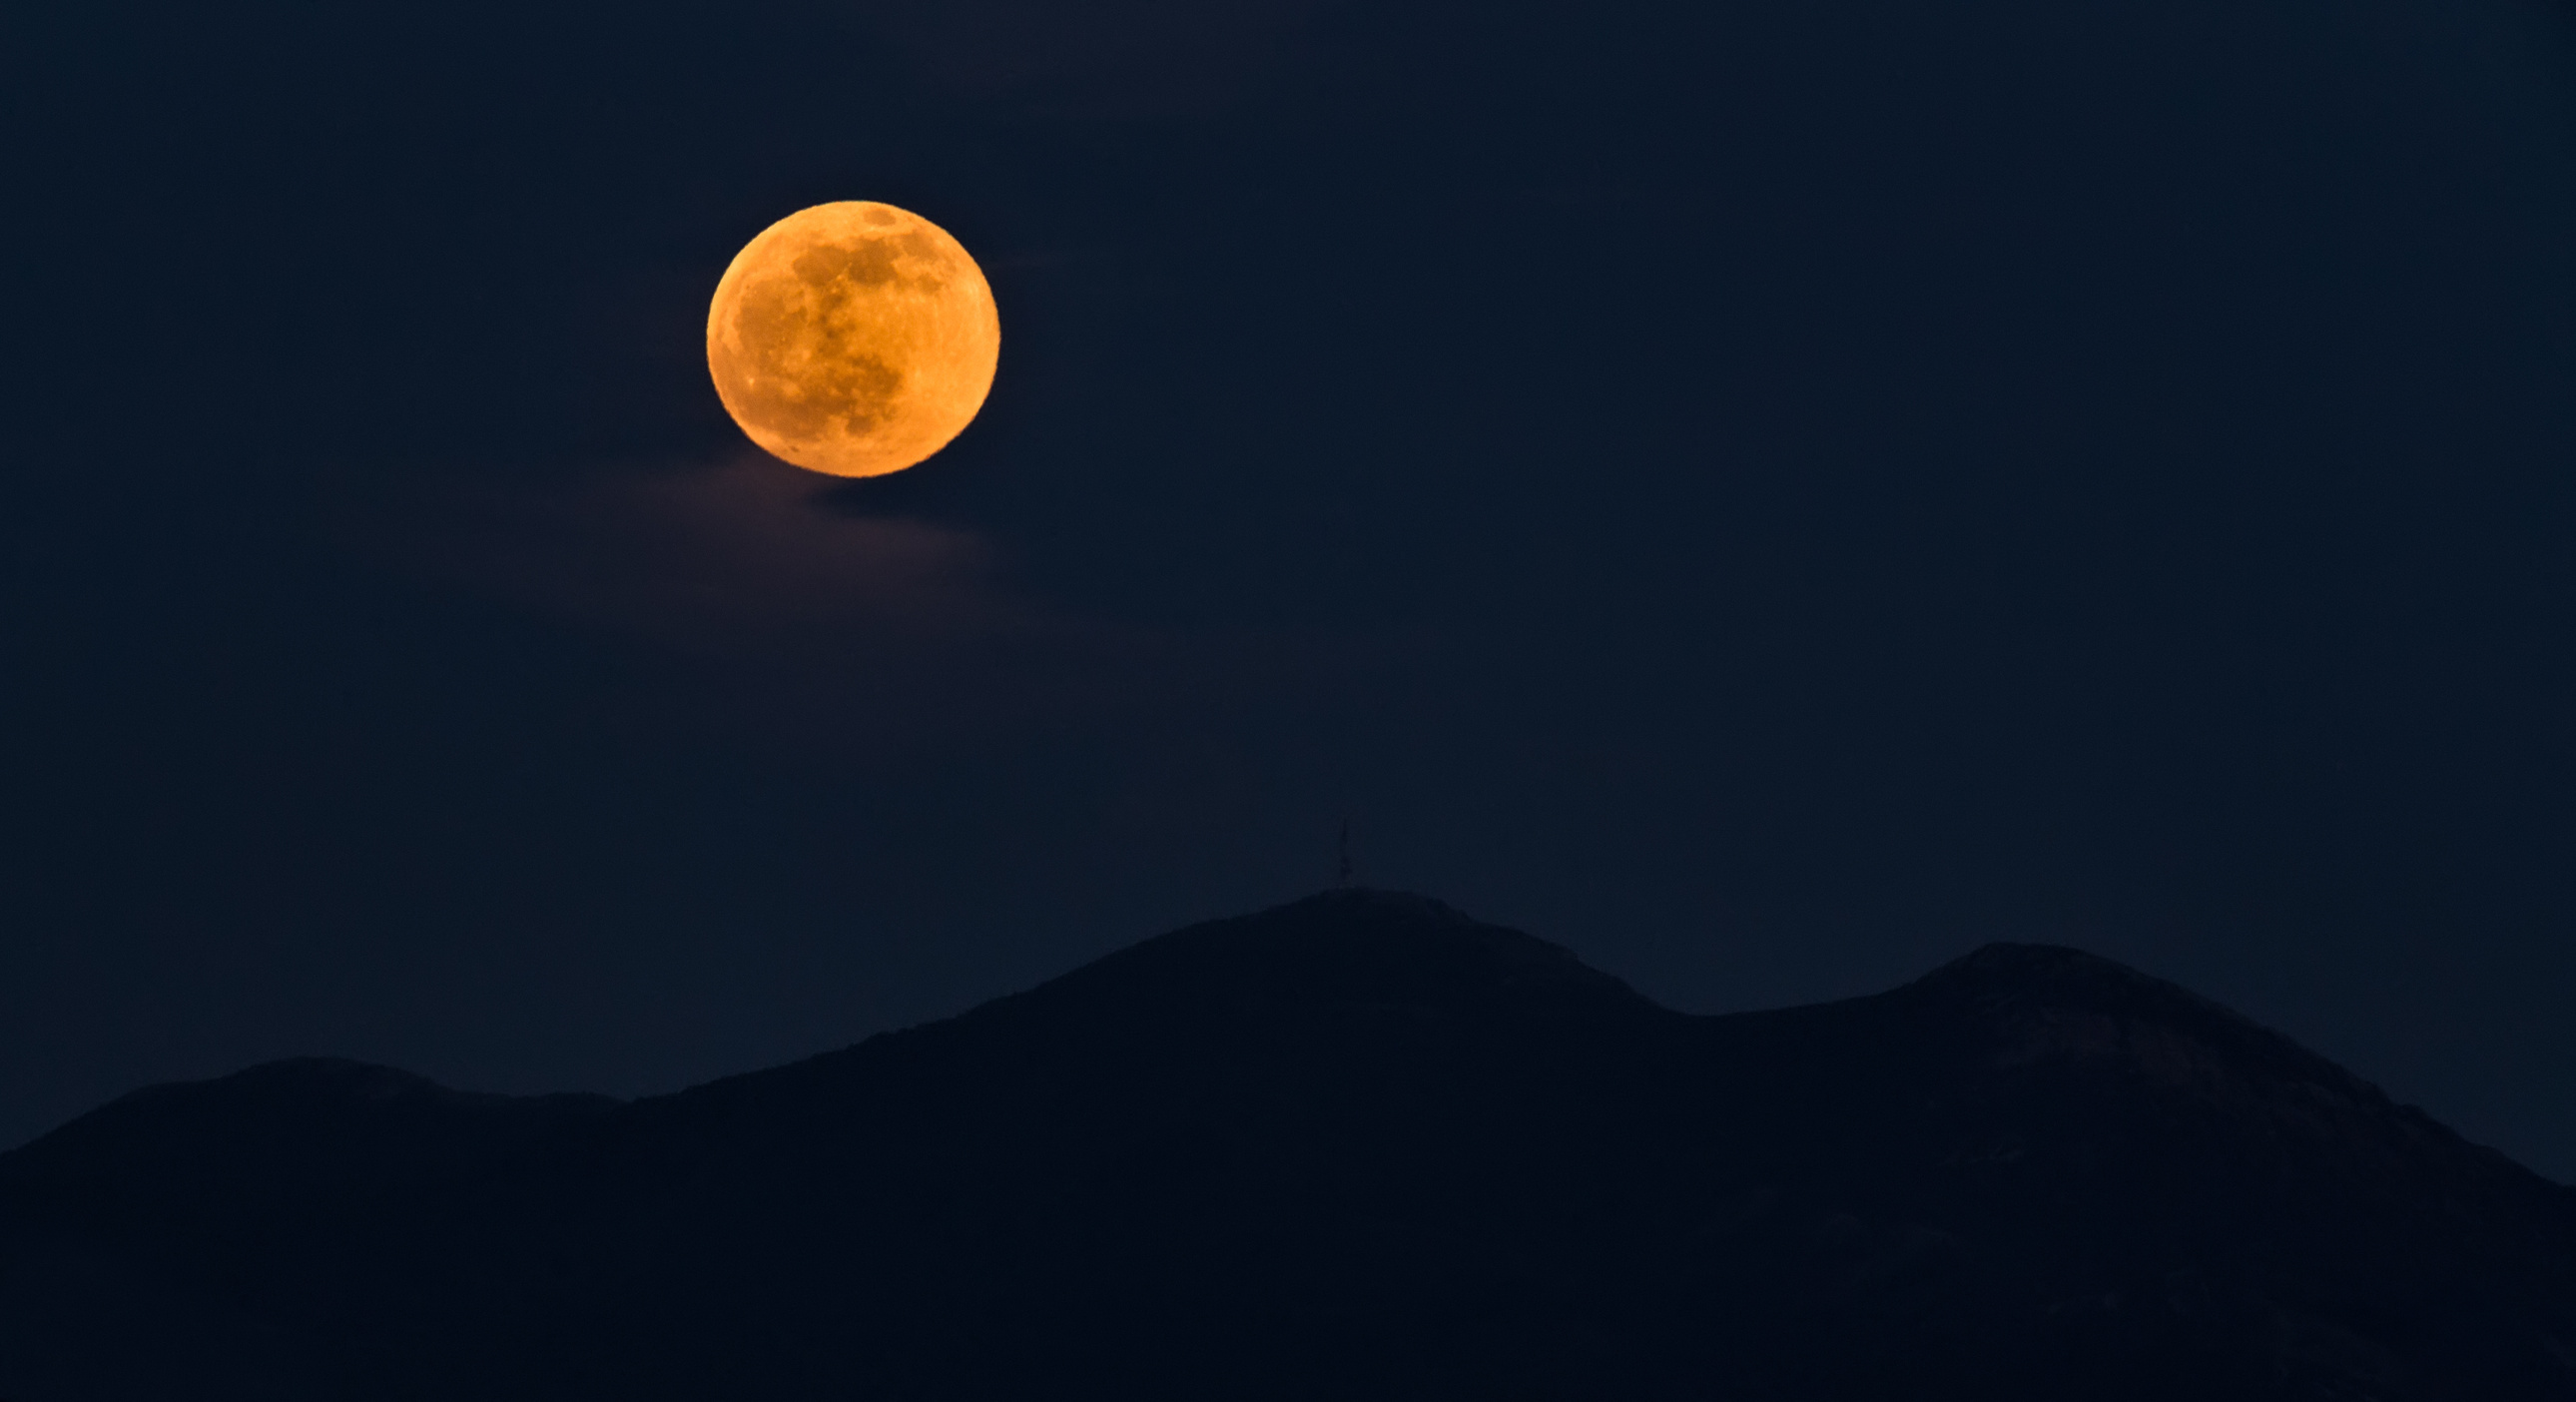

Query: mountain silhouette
3;891;2570;1399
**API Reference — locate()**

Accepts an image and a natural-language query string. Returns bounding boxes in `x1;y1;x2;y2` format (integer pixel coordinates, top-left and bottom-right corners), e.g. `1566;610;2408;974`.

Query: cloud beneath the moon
334;454;1333;760
363;455;1009;651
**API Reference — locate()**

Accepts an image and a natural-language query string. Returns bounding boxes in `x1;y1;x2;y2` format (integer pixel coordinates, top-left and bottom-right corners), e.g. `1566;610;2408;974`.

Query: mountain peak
987;888;1653;1025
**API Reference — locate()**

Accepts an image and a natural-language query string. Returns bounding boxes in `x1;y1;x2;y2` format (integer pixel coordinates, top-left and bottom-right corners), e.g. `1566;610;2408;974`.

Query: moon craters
706;203;998;478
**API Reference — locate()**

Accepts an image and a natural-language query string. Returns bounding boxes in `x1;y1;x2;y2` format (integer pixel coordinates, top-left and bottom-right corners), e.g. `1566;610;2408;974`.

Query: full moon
706;202;999;478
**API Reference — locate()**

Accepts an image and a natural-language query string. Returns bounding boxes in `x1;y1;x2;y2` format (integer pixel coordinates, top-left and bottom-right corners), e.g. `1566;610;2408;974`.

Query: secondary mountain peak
1892;939;2390;1103
1910;940;2232;1010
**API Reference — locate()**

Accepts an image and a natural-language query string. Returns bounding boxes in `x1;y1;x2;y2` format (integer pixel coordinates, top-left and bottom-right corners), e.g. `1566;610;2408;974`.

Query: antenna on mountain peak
1336;817;1353;889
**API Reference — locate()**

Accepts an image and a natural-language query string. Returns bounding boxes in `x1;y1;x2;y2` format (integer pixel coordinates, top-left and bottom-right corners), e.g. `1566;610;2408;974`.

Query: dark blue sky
9;0;2576;1179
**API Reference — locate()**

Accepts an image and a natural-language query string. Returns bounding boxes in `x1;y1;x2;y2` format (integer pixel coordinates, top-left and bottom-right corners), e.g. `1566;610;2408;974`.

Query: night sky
10;0;2576;1181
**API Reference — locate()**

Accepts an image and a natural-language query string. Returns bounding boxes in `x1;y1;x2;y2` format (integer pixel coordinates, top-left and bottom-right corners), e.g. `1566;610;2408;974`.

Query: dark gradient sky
8;0;2576;1179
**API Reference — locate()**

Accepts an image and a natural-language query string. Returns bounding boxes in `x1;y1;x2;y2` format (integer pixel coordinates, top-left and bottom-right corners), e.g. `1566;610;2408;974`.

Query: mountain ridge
3;891;2570;1401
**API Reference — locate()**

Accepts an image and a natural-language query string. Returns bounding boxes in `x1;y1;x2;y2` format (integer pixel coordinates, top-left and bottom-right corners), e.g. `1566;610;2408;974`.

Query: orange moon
706;202;999;477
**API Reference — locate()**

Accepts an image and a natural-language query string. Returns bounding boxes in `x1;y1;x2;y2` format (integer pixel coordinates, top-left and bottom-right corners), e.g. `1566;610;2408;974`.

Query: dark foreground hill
2;892;2571;1400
